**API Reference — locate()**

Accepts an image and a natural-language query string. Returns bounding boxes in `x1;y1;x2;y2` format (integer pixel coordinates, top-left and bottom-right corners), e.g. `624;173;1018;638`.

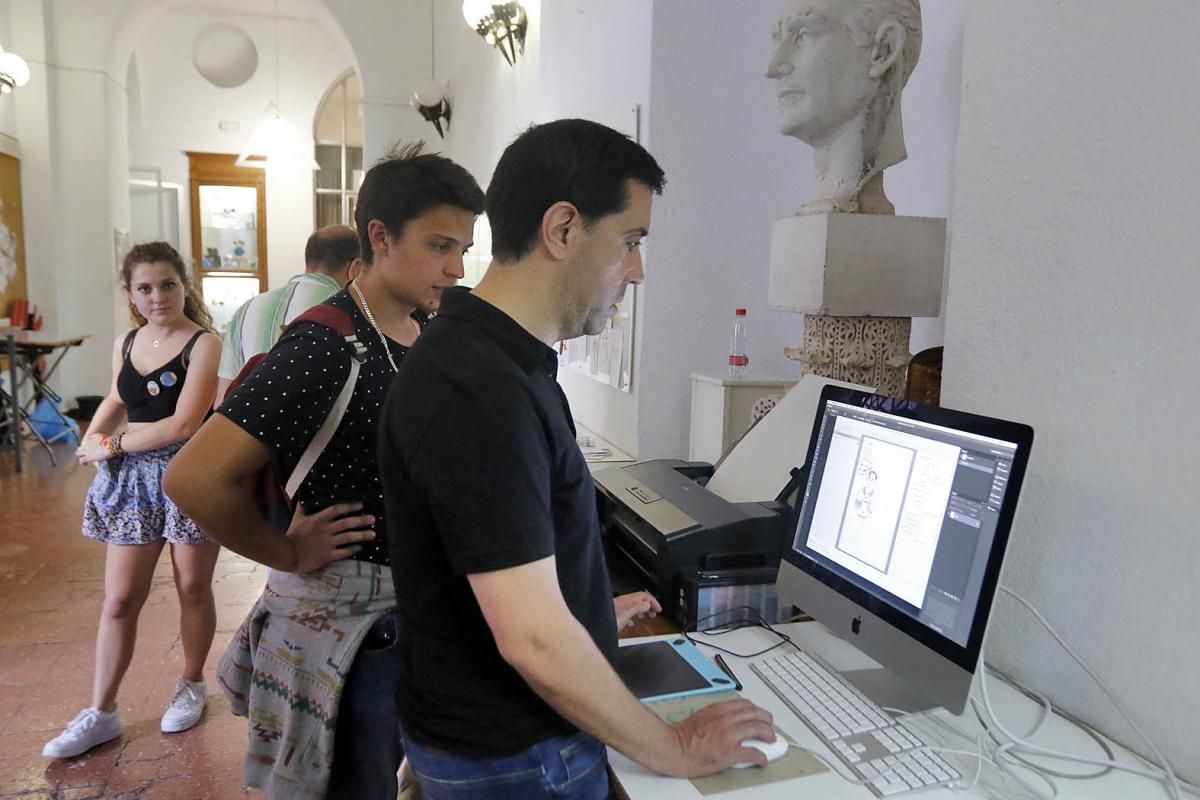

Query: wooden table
1;328;90;470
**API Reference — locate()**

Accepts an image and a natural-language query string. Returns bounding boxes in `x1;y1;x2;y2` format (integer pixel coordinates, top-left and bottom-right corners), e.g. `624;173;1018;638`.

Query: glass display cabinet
187;152;267;335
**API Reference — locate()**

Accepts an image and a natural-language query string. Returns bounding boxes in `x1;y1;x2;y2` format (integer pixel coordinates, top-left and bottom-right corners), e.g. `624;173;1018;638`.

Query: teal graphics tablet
612;638;737;703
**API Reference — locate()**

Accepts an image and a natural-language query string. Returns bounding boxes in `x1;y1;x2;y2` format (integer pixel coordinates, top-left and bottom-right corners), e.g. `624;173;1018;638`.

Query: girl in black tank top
43;244;225;761
116;329;206;423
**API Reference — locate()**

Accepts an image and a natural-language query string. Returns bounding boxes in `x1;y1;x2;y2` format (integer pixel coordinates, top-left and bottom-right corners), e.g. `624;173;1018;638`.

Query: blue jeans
401;727;611;800
327;610;404;800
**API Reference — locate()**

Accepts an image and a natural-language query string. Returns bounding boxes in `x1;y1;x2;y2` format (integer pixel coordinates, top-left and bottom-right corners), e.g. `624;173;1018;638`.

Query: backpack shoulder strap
284;303;358;339
228;351;269;393
280;304;368;499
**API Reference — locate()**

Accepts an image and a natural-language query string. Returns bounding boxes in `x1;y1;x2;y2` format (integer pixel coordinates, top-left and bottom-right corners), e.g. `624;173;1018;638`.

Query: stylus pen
713;654;742;691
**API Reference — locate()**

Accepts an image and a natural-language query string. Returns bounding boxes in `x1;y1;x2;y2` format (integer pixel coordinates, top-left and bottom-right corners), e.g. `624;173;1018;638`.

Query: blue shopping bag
29;395;80;445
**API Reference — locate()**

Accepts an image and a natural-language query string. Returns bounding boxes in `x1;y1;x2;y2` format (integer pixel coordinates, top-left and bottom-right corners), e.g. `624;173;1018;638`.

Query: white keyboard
751;650;961;797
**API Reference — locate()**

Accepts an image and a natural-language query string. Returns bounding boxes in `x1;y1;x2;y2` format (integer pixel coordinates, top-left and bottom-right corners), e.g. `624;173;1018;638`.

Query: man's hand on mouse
662;698;777;776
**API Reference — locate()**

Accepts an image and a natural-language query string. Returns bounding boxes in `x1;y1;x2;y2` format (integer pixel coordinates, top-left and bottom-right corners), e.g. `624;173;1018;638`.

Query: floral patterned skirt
81;442;213;546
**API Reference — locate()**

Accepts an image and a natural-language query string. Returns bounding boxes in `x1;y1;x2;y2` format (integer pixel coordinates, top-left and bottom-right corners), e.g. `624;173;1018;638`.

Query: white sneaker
160;679;207;733
42;707;122;758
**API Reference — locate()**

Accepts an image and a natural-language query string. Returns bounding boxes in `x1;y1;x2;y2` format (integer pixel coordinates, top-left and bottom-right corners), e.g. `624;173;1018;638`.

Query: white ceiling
165;0;331;25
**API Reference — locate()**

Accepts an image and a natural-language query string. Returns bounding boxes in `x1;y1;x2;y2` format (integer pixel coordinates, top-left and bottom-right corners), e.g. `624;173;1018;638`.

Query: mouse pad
612;639;736;702
646;691;830;795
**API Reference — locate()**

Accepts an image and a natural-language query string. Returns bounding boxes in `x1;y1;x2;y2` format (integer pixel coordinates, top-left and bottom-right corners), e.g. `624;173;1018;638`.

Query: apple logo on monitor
851;616;862;635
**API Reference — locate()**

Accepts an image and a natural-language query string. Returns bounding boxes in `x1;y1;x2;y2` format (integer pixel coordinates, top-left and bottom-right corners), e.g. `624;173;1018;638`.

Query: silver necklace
351;280;399;373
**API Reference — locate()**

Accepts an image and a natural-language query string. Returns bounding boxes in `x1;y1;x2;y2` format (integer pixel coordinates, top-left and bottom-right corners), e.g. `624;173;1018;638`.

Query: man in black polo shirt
379;119;775;799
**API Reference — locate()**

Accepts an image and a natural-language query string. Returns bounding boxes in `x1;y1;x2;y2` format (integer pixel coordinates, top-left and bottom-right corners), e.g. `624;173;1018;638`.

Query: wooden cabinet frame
187;152;268;293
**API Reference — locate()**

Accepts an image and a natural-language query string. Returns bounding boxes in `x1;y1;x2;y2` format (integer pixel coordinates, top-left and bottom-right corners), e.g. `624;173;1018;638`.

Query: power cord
975;585;1194;799
884;704;1055;799
973;667;1115;780
683;605;795;659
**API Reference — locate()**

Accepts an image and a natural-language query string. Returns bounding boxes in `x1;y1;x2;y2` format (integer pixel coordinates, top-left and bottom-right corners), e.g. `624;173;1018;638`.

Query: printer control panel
626;485;661;504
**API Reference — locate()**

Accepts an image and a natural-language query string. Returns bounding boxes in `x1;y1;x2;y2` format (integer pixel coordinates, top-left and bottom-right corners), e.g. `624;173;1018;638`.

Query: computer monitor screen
776;386;1033;714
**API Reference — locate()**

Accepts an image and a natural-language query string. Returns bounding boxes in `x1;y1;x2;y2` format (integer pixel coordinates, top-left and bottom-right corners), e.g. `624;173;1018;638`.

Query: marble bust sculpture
767;0;923;215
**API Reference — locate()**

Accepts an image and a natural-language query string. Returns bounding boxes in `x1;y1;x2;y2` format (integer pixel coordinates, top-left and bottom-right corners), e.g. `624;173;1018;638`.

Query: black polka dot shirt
218;290;421;566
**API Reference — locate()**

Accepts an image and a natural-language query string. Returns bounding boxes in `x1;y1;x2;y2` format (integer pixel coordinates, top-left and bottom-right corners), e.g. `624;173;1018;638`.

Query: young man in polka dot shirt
164;143;484;800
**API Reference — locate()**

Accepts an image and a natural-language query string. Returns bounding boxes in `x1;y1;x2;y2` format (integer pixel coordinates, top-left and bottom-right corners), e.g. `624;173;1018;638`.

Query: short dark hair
486;119;666;263
354;142;485;265
304;225;360;273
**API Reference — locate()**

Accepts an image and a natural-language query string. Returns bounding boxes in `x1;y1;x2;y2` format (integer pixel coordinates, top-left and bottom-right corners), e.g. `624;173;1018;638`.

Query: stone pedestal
769;213;946;396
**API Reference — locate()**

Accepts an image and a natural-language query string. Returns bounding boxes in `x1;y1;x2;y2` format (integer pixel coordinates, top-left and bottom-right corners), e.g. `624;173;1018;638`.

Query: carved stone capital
786;315;911;396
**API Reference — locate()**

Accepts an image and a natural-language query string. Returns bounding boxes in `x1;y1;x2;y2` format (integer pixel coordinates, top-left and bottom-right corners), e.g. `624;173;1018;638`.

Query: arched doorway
313;70;363;228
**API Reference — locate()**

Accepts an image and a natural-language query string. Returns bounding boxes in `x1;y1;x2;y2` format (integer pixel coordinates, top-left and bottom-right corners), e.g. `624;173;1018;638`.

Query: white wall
532;0;650;456
320;0;430;165
944;0;1200;781
1;0;358;399
0;2;16;143
641;0;966;459
0;0;132;402
428;0;542;186
426;0;649;455
128;6;354;288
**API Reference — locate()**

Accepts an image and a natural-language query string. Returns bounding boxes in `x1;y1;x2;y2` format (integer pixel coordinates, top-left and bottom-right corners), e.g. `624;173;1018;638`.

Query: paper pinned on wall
607;328;624;388
704;374;873;504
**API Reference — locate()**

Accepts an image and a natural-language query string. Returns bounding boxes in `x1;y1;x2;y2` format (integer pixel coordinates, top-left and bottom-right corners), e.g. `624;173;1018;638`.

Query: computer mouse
731;734;788;768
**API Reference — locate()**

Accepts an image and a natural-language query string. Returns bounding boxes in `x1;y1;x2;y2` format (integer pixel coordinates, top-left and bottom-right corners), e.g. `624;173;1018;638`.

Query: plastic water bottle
728;308;749;377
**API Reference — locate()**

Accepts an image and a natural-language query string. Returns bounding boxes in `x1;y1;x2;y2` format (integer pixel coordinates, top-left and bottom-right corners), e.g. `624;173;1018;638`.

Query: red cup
9;298;28;329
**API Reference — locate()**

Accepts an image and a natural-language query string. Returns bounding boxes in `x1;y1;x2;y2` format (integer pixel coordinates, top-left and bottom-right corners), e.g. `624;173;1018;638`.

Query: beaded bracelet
100;432;125;458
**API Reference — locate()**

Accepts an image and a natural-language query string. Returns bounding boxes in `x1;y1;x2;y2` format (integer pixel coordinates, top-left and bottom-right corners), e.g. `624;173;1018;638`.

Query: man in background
215;223;360;404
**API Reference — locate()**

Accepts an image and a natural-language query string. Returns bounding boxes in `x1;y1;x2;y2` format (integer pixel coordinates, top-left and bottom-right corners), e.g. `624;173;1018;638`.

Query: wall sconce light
0;46;30;94
412;78;451;138
461;1;527;66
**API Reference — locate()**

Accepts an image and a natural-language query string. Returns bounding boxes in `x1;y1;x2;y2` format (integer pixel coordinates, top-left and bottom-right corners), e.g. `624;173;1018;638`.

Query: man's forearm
165;473;295;570
501;616;687;776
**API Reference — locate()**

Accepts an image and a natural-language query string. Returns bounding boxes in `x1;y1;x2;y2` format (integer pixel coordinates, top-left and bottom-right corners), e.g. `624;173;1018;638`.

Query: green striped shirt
217;272;343;380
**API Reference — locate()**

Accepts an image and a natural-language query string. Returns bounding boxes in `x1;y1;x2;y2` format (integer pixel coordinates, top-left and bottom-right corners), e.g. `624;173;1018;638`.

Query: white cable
980;586;1185;799
881;706;1031;797
880;707;1000;795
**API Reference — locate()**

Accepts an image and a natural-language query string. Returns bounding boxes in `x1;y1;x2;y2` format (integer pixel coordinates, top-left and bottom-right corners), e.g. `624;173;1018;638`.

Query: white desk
575;422;636;475
610;623;1158;799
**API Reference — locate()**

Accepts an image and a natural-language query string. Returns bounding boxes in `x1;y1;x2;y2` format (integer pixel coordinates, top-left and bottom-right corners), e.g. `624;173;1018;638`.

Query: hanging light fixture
412;0;451;138
0;45;30;94
237;1;318;169
413;79;451;138
461;1;527;67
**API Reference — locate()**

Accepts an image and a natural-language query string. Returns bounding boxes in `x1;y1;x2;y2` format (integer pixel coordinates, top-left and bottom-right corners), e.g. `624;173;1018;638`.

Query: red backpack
226;304;368;530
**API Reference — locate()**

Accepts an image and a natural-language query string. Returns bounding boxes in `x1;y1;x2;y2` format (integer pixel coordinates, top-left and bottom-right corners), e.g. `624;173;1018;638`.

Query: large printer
592;376;869;628
593;459;797;628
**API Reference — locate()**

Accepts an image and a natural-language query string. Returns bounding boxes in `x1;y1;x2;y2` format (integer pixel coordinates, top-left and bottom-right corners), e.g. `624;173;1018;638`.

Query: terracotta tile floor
0;442;266;799
0;439;675;799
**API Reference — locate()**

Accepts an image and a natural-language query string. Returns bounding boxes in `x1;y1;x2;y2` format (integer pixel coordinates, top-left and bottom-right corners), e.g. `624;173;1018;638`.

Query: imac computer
776;385;1034;715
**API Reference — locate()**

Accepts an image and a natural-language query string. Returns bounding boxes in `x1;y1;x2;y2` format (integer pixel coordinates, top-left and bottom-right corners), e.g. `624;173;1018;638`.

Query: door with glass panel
187;152;267;335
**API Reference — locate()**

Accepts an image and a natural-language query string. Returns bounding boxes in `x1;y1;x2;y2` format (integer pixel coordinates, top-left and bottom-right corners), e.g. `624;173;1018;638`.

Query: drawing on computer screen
836;438;916;573
853;468;878;518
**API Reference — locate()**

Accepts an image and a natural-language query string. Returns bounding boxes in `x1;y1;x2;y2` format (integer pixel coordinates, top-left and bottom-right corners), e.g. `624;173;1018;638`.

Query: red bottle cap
735;308;747;316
